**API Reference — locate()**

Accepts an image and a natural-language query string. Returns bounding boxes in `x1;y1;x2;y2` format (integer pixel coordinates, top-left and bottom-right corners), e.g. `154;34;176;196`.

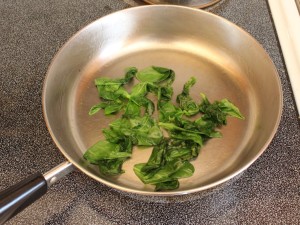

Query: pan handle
0;161;74;224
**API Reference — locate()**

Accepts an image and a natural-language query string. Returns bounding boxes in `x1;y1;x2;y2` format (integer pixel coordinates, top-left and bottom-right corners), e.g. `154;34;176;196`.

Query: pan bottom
68;46;256;193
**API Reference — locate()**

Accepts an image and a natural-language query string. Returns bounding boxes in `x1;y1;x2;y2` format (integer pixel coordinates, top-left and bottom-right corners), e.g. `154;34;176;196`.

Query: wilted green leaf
83;140;131;164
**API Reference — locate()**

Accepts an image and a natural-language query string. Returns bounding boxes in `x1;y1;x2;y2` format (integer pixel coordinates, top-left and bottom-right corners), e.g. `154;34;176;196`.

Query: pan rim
42;5;283;196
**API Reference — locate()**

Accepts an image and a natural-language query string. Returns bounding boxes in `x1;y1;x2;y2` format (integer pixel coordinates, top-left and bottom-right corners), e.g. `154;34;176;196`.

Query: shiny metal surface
43;5;282;196
142;0;221;8
43;162;74;187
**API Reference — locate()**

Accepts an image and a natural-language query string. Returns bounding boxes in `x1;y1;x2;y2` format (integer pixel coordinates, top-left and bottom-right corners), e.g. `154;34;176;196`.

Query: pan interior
44;6;281;195
71;48;254;190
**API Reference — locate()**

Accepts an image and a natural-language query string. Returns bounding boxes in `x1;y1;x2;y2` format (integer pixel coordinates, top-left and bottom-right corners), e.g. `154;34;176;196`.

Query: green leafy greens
83;66;244;191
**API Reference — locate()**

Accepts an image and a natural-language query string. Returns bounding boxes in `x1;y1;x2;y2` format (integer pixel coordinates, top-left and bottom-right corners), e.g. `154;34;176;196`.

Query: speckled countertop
0;0;299;224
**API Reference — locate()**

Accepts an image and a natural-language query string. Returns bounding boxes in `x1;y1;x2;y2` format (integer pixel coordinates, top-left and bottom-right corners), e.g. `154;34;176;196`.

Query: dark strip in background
296;0;300;14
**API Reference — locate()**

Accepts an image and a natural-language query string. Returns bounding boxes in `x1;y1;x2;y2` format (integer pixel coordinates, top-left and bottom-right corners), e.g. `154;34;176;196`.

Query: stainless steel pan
142;0;221;8
0;5;282;223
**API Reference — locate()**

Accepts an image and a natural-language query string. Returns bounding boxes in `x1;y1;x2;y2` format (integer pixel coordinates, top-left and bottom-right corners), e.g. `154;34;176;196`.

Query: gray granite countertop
1;0;299;224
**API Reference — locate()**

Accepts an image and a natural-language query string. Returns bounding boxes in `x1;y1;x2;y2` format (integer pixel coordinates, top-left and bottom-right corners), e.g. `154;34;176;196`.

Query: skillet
0;5;282;223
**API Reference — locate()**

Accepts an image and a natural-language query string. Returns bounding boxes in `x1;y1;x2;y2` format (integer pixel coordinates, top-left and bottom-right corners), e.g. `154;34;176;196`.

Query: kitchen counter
0;0;299;224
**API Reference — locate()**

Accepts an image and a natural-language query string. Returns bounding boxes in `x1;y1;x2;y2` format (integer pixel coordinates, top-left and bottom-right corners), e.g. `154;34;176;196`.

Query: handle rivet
49;177;57;185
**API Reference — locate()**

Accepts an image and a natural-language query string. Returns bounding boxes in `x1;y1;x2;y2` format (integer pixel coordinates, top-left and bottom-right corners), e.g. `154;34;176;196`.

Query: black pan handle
0;173;47;224
0;162;74;224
